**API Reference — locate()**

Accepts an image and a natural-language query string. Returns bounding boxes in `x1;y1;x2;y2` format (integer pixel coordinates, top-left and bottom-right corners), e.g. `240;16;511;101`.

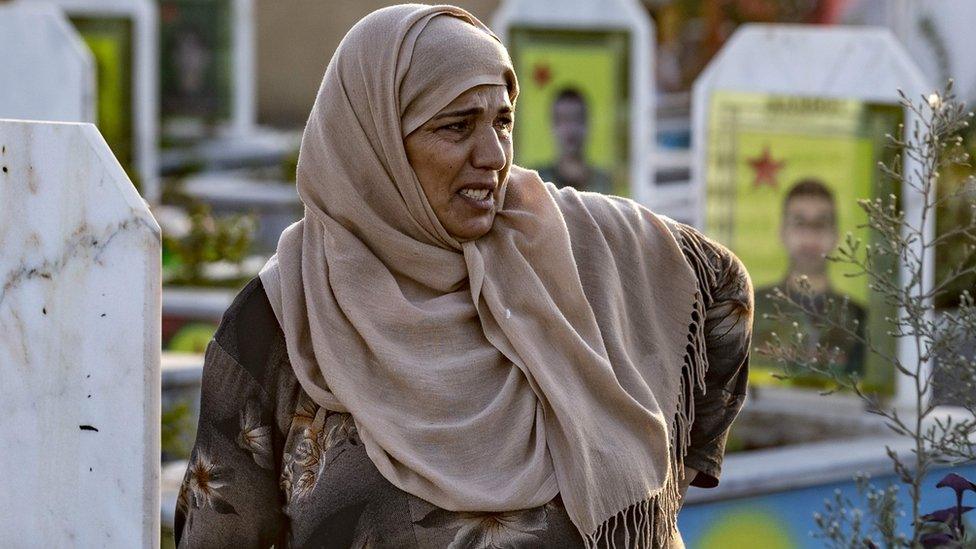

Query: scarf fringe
583;226;713;549
582;498;654;549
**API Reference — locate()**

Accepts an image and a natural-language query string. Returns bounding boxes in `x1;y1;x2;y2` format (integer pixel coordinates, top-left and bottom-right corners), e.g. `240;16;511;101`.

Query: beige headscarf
260;5;707;547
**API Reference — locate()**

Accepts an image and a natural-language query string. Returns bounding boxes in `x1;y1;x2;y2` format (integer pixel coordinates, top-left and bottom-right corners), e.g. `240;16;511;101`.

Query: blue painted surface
656;131;691;149
678;464;976;548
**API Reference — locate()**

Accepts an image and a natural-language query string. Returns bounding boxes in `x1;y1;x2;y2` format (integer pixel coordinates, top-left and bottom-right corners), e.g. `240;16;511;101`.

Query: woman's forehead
439;85;512;113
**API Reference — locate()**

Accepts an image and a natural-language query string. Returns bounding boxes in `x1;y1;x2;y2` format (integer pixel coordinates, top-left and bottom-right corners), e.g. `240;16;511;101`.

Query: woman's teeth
459;188;491;201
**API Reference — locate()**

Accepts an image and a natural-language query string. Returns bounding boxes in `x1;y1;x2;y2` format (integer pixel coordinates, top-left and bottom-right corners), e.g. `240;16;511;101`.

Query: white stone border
691;24;933;409
492;0;655;206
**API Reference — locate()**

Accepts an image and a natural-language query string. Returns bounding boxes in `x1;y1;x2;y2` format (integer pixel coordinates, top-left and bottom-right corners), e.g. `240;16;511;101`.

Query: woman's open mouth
457;186;494;210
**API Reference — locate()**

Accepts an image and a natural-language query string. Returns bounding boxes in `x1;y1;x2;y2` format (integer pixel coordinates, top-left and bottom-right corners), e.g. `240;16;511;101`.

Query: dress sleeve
174;337;284;547
671;222;753;488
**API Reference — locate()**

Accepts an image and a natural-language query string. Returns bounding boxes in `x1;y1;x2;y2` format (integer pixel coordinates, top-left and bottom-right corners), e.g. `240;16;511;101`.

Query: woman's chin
447;213;496;242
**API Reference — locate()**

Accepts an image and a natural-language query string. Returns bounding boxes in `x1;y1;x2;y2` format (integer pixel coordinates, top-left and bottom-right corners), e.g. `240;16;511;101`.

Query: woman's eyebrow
432;105;513;120
433;107;482;120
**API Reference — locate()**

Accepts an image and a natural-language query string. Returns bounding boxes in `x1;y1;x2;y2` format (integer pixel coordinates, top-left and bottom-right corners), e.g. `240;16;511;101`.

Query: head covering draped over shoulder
260;5;705;547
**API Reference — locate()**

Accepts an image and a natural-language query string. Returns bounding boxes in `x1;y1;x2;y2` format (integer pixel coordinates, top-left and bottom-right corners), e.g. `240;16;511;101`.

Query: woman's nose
471;126;507;171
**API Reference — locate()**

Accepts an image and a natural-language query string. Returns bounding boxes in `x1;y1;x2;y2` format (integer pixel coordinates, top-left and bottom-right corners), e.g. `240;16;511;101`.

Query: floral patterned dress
175;222;753;548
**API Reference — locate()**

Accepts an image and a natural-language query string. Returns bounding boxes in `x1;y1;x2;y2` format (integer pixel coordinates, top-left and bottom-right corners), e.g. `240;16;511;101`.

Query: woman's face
404;85;514;241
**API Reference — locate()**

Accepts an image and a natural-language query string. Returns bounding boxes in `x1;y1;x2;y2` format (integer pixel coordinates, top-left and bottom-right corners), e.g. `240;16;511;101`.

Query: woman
175;5;752;548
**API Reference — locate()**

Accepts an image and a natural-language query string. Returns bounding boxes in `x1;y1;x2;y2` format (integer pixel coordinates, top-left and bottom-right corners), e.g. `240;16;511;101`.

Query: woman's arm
175;335;285;547
679;466;700;505
672;222;753;490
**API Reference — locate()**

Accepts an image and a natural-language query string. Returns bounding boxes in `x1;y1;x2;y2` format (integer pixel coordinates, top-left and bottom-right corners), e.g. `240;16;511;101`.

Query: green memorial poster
704;91;903;394
71;17;135;183
159;0;234;140
508;28;630;196
935;132;976;311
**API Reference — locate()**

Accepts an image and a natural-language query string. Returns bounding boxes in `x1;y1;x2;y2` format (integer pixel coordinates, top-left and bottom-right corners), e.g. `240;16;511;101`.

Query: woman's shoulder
211;277;286;385
665;220;753;309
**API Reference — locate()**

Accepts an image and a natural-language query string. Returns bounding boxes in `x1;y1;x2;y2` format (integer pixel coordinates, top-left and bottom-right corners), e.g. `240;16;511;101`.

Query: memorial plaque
509;28;630;196
705;91;902;393
71;15;137;179
494;0;654;202
41;0;160;204
158;0;235;140
692;25;930;401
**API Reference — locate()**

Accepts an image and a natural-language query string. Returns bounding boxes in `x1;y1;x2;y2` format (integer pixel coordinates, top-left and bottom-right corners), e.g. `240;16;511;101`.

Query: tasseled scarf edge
582;224;715;549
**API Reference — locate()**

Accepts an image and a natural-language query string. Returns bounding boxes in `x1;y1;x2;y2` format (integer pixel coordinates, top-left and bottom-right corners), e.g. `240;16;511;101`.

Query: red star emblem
532;63;551;87
160;3;180;23
748;146;785;189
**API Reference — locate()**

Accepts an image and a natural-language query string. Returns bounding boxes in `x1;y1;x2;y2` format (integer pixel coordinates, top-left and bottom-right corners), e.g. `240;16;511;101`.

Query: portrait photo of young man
753;178;867;378
536;88;613;194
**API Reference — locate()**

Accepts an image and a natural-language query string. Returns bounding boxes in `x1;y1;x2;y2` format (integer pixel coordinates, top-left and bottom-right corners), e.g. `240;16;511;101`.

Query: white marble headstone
0;3;96;124
0;120;160;547
843;0;976;105
492;0;656;206
28;0;161;205
690;24;931;408
690;24;931;233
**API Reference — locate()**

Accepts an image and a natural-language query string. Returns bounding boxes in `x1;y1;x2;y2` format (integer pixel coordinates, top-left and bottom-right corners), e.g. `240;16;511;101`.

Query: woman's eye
441;121;470;133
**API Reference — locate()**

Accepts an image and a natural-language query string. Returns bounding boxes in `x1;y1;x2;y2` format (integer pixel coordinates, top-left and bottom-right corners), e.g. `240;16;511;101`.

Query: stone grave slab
690;25;931;407
31;0;161;204
843;0;976;104
492;0;655;204
0;119;160;547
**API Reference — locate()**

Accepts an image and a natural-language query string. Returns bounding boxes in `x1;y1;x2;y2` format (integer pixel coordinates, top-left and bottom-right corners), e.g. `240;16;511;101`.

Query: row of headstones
0;0;968;545
7;0;974;211
498;0;974;209
0;0;256;206
499;0;969;407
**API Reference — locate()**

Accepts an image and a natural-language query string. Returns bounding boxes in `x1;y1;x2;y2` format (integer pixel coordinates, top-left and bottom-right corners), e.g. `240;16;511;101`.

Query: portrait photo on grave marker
69;16;137;185
704;91;903;395
508;27;631;196
159;0;235;141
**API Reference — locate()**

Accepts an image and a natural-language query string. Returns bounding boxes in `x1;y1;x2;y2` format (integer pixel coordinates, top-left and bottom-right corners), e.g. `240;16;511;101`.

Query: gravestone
843;0;976;104
842;6;976;402
0;120;160;547
158;0;255;140
0;3;96;124
31;0;161;205
493;0;655;204
158;0;297;177
691;25;931;407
